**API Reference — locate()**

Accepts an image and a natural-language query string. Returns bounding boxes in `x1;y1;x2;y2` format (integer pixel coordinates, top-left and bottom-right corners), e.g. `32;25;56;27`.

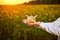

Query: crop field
0;5;60;40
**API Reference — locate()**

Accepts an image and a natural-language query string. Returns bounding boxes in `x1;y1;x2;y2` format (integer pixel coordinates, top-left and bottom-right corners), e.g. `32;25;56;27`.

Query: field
0;5;60;40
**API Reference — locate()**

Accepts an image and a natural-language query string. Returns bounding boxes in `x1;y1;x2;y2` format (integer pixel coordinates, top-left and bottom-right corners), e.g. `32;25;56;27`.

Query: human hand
23;19;40;27
27;22;40;27
23;19;35;26
23;15;40;28
23;15;37;24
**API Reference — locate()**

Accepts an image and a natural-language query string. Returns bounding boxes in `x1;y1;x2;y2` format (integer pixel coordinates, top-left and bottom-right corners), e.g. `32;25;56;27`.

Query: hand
23;19;40;28
23;19;35;26
33;22;40;26
27;22;40;28
23;15;40;28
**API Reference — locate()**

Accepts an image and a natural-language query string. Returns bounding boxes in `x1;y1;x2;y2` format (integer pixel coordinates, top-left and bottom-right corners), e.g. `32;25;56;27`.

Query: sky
0;0;33;5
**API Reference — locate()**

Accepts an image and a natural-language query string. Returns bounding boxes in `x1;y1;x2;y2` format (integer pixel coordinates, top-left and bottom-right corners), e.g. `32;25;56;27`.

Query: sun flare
0;0;32;5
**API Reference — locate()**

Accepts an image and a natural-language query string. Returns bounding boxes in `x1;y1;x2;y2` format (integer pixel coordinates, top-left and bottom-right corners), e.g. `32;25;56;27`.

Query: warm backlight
0;0;32;5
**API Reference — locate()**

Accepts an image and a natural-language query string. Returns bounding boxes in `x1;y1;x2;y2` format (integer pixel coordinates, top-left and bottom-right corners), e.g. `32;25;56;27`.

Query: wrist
34;22;40;27
37;22;40;26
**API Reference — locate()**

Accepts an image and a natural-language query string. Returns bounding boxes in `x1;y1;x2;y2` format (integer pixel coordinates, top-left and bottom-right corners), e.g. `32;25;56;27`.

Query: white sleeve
40;17;60;36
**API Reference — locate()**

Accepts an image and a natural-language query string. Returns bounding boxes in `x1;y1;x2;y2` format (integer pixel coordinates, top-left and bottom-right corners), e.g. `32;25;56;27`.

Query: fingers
32;22;40;26
27;22;39;26
27;23;34;26
23;19;34;26
27;22;40;28
23;19;40;26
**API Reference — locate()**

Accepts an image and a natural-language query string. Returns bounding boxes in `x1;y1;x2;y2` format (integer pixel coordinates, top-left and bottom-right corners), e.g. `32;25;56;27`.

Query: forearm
40;22;60;36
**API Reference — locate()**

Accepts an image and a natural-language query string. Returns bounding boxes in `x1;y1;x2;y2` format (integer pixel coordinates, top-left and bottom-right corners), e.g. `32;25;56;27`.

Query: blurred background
0;0;60;40
24;0;60;4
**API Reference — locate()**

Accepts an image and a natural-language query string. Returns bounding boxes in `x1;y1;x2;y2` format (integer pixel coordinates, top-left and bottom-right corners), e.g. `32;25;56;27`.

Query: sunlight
0;0;32;5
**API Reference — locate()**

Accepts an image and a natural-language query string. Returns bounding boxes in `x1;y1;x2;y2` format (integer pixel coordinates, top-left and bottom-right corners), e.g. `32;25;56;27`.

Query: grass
0;5;60;40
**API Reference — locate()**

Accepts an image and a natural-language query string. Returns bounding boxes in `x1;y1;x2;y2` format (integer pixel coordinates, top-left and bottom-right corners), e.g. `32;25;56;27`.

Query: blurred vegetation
24;0;60;4
0;5;60;40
